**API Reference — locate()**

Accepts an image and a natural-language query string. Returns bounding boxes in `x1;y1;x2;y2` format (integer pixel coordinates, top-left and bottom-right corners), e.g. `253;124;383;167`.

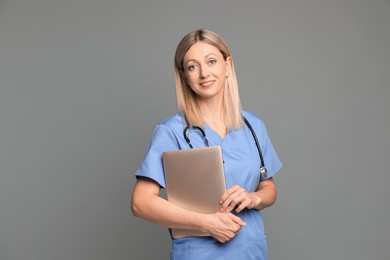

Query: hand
201;212;246;243
219;185;262;213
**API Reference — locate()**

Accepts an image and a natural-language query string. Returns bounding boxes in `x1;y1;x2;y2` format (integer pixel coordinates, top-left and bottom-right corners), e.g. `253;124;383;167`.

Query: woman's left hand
219;185;261;213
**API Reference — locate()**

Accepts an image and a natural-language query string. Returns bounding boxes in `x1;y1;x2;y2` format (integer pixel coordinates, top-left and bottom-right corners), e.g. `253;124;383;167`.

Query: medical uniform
135;111;282;260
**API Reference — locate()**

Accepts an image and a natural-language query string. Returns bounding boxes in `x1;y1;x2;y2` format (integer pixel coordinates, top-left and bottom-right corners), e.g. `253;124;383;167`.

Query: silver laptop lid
162;146;226;238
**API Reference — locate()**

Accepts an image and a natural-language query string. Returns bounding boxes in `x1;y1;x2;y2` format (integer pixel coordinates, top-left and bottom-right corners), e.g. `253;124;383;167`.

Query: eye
187;64;198;71
208;59;217;65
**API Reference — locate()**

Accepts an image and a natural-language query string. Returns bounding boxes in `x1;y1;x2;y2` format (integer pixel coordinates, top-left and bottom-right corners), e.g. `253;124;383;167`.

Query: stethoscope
183;116;267;179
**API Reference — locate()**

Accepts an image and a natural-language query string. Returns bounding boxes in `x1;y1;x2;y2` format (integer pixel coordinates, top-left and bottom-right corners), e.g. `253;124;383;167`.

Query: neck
196;96;227;139
196;96;225;124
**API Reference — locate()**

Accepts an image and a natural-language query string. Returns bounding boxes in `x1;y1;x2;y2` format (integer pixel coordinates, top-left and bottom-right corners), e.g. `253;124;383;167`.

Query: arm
131;177;246;243
219;178;277;213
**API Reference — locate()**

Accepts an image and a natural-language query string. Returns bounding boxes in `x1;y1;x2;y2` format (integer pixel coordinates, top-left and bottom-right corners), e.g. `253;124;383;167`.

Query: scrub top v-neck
135;111;282;260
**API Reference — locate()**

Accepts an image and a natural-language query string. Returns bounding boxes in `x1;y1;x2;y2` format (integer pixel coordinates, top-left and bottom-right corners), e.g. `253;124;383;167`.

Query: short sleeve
135;124;180;188
258;120;282;181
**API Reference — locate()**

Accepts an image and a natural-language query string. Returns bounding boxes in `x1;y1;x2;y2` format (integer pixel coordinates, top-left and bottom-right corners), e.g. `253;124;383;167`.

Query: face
182;41;231;101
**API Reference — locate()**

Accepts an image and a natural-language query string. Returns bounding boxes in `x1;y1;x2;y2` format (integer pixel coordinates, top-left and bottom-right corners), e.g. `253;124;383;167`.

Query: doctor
131;29;282;260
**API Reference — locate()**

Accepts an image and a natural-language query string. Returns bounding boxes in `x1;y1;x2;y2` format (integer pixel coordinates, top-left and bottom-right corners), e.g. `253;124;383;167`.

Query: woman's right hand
201;212;246;243
132;178;246;242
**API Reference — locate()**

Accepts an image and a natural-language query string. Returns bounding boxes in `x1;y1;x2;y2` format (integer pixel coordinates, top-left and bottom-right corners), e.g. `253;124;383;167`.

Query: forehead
184;41;222;62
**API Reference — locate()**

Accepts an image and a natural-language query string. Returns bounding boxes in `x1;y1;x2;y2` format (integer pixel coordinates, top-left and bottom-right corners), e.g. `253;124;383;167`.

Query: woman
131;29;282;260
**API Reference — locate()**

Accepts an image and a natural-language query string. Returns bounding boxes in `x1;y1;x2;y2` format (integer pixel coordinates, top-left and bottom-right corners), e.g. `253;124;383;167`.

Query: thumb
230;214;247;226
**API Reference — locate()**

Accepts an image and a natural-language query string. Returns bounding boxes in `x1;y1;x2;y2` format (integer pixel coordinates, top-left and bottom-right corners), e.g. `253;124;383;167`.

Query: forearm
132;178;246;242
252;187;276;210
132;193;204;231
131;179;208;231
251;178;277;211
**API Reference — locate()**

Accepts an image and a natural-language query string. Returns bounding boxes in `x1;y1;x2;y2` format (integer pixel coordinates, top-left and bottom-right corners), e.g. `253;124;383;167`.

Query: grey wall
1;0;389;259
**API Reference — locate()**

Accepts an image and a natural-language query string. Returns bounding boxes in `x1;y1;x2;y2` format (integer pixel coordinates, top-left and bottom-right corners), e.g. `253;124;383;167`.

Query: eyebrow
184;53;218;65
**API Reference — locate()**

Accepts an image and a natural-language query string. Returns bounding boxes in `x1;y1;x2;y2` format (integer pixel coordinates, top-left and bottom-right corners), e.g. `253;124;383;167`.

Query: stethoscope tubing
183;115;267;179
183;125;209;149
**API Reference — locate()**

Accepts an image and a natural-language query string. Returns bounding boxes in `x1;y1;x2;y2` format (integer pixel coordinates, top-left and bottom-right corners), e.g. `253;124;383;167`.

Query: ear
225;56;232;77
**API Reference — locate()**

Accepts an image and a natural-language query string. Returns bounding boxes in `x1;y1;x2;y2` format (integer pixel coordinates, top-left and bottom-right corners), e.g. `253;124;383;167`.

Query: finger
225;193;248;212
222;192;242;212
229;213;247;226
219;185;240;204
235;198;251;213
220;191;236;211
223;186;246;209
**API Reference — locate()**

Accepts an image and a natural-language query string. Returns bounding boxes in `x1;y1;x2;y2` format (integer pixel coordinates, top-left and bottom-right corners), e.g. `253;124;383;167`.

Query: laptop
162;146;226;238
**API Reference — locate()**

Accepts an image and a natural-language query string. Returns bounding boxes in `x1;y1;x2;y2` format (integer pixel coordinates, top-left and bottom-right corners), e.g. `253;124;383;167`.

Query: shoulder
241;110;265;129
144;113;184;149
155;112;185;132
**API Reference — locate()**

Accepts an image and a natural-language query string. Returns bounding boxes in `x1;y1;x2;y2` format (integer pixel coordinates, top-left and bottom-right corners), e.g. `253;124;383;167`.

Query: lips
200;80;215;87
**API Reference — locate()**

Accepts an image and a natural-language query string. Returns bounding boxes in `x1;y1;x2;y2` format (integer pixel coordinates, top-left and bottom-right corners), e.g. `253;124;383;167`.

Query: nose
199;65;209;78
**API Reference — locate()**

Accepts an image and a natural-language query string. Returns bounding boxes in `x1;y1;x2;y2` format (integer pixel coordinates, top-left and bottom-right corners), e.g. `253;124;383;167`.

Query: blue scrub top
135;111;282;260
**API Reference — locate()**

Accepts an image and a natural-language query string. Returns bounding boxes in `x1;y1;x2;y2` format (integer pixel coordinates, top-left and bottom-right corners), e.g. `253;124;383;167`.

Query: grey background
0;0;389;259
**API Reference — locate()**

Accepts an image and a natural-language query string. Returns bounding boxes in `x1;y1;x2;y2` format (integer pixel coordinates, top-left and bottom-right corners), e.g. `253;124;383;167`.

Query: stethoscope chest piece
260;166;267;179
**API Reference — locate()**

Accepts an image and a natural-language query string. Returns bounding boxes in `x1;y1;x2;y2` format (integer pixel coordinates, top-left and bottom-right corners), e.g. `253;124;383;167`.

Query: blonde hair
174;29;243;130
